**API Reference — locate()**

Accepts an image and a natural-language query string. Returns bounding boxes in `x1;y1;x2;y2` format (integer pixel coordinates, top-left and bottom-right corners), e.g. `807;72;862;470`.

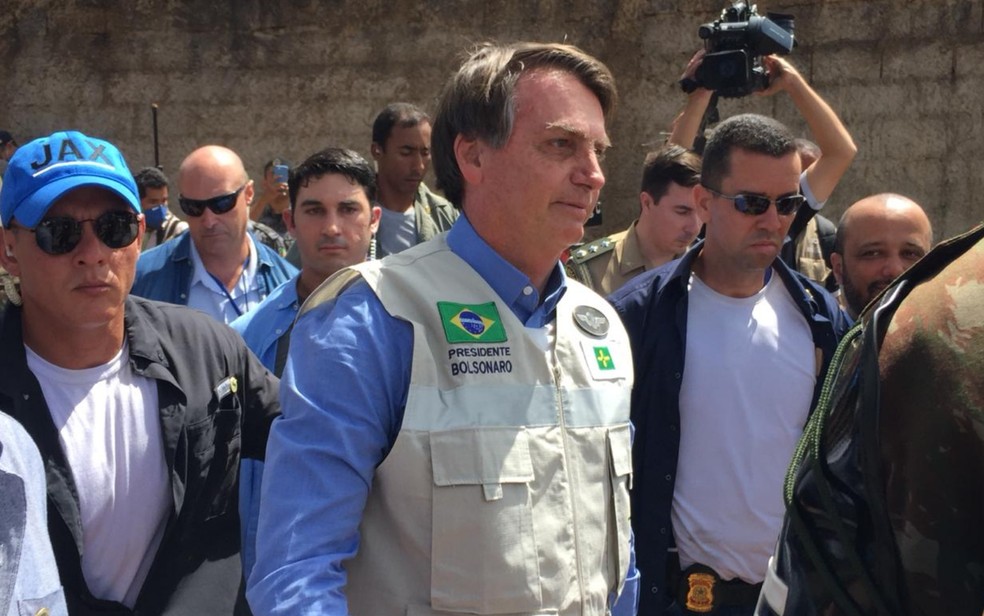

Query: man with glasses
132;145;296;324
0;130;281;613
610;113;850;616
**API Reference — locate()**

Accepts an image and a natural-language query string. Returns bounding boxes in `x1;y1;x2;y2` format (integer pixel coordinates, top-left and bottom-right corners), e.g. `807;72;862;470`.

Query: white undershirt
672;271;816;583
27;343;170;607
377;206;417;256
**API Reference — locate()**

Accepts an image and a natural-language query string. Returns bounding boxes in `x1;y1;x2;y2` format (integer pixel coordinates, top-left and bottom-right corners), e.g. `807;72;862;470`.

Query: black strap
272;324;293;378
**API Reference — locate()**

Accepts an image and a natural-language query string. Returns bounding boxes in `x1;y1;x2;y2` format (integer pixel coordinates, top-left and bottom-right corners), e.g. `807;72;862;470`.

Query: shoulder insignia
569;236;616;264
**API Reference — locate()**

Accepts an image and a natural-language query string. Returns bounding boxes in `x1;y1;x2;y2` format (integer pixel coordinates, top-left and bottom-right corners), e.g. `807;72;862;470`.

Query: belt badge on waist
685;572;715;613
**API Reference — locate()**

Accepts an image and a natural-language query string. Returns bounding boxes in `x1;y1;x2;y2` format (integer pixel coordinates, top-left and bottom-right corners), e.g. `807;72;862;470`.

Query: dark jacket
608;242;851;616
0;297;280;615
131;231;297;307
376;183;459;258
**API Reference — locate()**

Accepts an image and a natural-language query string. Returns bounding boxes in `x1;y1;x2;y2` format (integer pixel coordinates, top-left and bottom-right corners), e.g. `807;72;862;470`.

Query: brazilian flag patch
437;301;508;344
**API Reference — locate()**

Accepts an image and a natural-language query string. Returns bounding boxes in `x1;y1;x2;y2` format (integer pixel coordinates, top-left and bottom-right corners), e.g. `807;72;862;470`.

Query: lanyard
207;255;251;318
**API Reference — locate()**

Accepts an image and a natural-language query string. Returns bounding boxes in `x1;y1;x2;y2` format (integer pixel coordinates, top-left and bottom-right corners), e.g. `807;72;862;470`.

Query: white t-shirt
377;206;417;256
672;271;816;583
27;343;170;607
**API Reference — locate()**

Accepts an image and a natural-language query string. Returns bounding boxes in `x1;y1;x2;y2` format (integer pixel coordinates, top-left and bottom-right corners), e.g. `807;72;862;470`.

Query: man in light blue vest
248;42;639;616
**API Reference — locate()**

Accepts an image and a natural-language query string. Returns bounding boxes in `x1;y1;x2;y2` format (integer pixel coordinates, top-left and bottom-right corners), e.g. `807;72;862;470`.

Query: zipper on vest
554;363;588;612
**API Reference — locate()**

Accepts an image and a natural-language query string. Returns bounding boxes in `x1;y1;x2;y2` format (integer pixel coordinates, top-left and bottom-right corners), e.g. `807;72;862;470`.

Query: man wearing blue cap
0;130;280;615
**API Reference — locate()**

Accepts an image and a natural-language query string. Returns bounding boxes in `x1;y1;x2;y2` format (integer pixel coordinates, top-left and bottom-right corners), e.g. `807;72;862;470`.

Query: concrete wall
2;0;982;240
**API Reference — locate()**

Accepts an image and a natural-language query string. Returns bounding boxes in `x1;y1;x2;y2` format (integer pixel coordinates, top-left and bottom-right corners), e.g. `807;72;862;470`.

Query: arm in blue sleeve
245;280;412;615
612;529;640;616
239;458;263;582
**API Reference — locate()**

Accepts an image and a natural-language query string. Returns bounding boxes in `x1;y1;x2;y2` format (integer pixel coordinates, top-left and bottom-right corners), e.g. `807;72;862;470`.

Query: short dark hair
700;113;797;190
0;130;15;147
432;41;617;208
263;157;291;175
133;166;169;199
640;144;701;202
794;137;821;168
372;103;431;149
288;148;376;210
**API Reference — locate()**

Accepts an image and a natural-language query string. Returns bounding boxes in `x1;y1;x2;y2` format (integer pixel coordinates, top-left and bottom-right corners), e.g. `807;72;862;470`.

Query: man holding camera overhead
610;113;849;616
670;3;857;290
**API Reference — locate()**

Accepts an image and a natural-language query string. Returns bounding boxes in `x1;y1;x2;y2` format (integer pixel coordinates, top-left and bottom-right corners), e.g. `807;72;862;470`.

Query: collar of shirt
446;215;566;328
189;233;259;297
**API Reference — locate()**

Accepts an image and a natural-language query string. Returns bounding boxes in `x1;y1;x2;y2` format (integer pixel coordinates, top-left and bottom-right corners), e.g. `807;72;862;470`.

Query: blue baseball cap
0;130;141;229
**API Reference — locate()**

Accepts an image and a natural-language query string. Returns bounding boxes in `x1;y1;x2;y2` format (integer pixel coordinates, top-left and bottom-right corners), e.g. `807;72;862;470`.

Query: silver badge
573;305;610;337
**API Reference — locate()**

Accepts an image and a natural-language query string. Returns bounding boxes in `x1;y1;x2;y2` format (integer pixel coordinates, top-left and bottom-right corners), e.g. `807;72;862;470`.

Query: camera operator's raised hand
755;54;799;96
669;50;715;148
668;50;855;207
758;54;856;205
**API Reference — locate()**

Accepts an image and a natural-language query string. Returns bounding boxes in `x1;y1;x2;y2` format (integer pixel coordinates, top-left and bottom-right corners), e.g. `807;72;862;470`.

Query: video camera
692;2;795;98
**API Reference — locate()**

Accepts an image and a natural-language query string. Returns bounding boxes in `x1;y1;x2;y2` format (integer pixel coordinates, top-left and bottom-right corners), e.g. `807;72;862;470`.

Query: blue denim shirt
132;231;297;311
231;276;299;374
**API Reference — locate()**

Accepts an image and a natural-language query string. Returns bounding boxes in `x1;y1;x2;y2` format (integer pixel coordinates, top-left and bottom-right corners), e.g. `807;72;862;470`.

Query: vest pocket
608;424;633;594
429;427;542;613
17;587;67;616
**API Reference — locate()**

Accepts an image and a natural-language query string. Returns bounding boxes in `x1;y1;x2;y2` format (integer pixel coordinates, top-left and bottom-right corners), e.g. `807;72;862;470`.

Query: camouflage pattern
758;222;984;616
249;219;290;257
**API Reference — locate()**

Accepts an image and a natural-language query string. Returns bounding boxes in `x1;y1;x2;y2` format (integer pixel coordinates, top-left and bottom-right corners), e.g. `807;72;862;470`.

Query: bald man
830;193;933;318
132;146;296;323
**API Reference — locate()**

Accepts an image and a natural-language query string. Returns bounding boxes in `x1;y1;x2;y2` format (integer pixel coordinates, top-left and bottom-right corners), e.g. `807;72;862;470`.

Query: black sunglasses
178;184;246;217
703;185;805;216
24;210;141;255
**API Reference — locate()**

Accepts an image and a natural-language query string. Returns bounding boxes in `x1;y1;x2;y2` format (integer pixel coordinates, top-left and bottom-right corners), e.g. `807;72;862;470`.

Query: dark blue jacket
131;231;297;307
608;242;851;616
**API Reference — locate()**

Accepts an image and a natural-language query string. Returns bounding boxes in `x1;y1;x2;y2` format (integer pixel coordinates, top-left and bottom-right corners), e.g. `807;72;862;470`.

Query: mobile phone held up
273;164;289;184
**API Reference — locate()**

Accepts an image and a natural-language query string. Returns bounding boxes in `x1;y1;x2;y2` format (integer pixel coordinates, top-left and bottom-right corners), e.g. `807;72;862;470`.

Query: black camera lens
767;12;795;35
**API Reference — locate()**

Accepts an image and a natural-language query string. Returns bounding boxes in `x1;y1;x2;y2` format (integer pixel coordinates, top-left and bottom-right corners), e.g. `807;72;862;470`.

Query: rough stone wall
1;0;982;240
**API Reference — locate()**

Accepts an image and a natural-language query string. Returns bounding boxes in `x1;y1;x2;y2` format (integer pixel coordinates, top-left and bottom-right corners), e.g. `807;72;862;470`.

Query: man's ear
369;206;381;234
370;143;382;161
830;252;845;287
243;179;255;207
0;228;20;276
454;134;484;186
283;208;295;234
639;191;653;215
693;184;713;224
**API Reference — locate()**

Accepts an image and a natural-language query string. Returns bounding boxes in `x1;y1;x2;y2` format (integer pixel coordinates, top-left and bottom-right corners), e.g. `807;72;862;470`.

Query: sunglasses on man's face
24;210;141;255
178;184;246;217
703;186;805;216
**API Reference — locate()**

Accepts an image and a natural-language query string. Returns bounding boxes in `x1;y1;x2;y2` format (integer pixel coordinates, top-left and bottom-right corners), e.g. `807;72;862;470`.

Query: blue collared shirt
246;215;638;615
187;235;262;324
230;276;300;374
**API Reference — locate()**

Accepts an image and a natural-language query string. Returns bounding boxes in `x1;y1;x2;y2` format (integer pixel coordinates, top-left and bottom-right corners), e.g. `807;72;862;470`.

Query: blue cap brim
12;175;142;229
